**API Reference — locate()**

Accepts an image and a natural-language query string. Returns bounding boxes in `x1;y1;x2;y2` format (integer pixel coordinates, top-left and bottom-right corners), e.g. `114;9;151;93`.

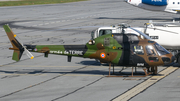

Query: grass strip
0;0;87;6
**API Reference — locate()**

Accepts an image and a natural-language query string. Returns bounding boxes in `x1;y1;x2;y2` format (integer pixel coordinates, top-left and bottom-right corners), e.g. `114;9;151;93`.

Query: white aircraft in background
125;0;180;14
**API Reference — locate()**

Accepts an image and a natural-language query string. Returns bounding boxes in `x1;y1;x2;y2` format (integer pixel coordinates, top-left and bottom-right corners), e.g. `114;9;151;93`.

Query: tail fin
3;24;34;61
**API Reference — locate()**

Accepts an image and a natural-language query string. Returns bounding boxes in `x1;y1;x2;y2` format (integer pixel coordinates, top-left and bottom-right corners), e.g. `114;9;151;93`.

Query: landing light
88;40;95;45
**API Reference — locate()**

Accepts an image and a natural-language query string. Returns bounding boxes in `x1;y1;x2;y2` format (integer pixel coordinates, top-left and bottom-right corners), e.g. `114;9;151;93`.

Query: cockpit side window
91;31;94;39
91;30;98;39
133;45;144;55
146;45;156;56
154;43;170;56
99;29;112;37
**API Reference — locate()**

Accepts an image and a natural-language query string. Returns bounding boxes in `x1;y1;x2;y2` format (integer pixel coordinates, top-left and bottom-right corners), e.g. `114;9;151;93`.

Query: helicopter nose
171;56;176;63
162;56;176;64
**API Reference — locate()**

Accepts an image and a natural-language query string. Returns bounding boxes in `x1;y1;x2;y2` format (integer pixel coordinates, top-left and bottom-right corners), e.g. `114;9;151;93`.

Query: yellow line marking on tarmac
151;76;165;78
113;66;178;101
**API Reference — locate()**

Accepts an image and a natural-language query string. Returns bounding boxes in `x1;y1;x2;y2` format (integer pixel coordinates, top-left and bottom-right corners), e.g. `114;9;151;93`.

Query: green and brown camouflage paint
4;24;174;67
25;34;123;65
3;25;24;61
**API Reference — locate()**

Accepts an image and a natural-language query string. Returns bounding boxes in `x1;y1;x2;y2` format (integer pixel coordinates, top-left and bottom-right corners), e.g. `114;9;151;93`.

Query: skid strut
107;65;157;77
148;66;158;75
108;63;111;76
132;67;133;77
113;64;115;74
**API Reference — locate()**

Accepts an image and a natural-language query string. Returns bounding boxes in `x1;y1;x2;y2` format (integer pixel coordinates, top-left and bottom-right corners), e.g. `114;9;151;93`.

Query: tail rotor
3;24;34;61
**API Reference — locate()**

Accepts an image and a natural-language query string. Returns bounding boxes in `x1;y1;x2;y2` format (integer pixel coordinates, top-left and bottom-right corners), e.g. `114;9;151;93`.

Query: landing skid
106;63;158;77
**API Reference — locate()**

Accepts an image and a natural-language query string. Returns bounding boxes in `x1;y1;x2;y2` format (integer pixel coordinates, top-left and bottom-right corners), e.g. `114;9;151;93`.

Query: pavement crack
0;55;43;68
51;76;104;101
0;62;98;99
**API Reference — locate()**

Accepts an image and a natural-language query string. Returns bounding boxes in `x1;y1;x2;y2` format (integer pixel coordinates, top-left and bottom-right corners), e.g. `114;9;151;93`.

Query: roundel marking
34;48;37;51
100;52;106;59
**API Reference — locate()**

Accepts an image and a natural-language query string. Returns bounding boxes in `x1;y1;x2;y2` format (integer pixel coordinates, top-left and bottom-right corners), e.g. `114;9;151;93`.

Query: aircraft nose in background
125;0;141;6
125;0;135;5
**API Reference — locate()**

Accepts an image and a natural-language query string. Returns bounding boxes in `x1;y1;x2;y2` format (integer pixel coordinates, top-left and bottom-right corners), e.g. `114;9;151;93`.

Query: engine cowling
142;0;168;6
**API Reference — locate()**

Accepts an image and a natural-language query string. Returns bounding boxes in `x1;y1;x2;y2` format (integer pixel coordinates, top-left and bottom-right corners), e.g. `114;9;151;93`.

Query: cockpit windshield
154;43;170;56
99;29;112;37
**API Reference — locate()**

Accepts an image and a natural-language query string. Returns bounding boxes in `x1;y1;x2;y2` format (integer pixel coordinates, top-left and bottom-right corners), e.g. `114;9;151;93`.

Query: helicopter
3;24;175;77
90;22;180;66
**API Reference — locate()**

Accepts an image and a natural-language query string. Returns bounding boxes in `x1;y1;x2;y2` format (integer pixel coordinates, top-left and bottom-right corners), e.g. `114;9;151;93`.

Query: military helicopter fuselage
25;33;174;67
3;25;175;76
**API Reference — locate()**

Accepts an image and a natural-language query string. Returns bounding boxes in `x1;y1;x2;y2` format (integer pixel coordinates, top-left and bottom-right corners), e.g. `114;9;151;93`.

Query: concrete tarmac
0;0;180;101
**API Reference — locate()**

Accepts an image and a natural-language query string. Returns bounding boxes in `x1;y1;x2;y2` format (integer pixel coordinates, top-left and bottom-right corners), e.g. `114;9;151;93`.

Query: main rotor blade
24;47;34;59
129;27;152;40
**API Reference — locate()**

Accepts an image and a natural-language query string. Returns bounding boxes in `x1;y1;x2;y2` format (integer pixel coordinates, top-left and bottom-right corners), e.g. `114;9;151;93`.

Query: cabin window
133;45;144;55
173;2;175;4
146;45;156;56
99;29;112;37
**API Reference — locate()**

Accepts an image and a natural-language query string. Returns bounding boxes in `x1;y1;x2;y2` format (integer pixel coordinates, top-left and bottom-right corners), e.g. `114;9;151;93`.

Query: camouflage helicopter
3;24;175;77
